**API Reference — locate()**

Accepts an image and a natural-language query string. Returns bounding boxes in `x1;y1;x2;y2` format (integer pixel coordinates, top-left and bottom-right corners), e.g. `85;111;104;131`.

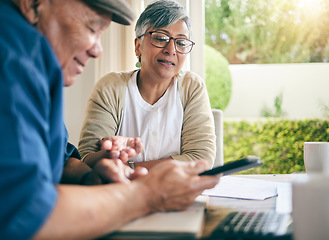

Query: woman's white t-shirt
117;71;184;162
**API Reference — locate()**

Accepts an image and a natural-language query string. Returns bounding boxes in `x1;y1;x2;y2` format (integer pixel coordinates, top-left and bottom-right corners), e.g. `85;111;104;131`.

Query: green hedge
223;119;329;174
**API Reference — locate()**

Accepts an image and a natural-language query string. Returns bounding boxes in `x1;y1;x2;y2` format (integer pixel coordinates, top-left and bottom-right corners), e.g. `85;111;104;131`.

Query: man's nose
88;37;103;58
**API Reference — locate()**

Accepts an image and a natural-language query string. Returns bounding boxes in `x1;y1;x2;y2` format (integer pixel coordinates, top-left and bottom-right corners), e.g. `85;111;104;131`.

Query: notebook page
202;176;278;200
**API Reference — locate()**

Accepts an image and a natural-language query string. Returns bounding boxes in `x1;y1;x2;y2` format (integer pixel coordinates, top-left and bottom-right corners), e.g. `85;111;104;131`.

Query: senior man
0;0;219;239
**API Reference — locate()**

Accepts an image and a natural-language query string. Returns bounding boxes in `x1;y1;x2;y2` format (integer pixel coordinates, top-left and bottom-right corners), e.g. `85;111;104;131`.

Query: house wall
224;63;329;119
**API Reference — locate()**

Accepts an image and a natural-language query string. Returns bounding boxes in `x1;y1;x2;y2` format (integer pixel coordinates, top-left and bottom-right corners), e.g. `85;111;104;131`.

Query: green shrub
205;44;232;110
223;119;329;174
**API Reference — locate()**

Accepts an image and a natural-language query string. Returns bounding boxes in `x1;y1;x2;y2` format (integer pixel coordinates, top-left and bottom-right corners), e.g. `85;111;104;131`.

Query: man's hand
93;159;148;184
80;160;148;185
136;159;220;212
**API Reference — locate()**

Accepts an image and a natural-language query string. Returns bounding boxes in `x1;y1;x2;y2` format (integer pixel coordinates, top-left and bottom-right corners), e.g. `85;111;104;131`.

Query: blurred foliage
205;0;329;64
319;100;329;118
205;44;232;110
223;119;329;174
261;91;286;117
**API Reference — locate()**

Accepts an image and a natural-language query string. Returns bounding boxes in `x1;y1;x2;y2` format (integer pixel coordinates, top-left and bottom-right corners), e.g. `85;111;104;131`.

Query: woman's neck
137;70;173;105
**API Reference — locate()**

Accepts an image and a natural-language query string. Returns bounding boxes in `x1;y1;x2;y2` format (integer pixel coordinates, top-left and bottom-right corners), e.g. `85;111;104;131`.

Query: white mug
292;175;329;240
304;142;329;175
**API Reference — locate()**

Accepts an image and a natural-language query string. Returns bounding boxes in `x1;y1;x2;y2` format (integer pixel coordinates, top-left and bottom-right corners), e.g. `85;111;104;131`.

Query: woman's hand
99;136;143;164
84;136;143;168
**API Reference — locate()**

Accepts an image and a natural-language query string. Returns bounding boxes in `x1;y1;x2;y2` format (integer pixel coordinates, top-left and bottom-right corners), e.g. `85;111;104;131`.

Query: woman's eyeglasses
138;31;195;54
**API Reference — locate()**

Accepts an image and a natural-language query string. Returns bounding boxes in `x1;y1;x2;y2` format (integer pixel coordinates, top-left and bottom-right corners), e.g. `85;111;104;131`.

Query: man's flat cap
81;0;136;25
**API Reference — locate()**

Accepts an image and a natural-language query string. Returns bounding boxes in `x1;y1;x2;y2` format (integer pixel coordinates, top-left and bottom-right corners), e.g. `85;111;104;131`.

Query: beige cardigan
78;70;216;167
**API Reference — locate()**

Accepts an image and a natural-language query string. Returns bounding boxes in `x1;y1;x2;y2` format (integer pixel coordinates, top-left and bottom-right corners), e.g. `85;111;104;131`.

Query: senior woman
79;0;216;170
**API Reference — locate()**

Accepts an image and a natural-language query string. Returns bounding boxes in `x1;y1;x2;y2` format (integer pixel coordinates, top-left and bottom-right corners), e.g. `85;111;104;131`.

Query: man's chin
64;75;78;87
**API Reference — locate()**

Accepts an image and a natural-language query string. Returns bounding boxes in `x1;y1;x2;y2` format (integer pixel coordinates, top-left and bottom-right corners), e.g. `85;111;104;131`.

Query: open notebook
107;196;207;239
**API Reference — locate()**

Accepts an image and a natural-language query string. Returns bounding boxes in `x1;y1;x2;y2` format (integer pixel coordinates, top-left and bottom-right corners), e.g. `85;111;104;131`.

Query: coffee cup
292;175;329;240
304;142;329;175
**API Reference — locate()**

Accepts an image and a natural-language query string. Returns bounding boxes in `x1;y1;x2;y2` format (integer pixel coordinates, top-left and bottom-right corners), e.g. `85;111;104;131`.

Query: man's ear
18;0;42;25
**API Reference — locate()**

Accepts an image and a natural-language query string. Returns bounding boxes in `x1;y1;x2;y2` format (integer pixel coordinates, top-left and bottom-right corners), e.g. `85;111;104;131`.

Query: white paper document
276;183;292;213
202;176;278;200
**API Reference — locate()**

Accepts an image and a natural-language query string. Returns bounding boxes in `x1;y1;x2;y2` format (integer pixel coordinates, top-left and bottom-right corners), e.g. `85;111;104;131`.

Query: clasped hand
99;136;143;163
82;136;146;184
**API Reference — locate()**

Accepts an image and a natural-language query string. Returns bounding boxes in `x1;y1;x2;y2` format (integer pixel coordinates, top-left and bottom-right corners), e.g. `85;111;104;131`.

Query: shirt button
152;131;157;136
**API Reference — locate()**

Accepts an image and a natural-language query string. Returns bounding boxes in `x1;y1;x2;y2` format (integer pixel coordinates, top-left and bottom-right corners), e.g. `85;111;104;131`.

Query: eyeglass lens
150;32;194;54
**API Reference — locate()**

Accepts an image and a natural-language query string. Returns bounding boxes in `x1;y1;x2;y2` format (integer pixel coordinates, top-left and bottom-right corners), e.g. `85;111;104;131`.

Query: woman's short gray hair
135;0;192;38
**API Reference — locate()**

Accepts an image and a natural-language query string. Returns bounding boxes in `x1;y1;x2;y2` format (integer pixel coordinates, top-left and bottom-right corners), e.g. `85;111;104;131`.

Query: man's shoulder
0;1;55;64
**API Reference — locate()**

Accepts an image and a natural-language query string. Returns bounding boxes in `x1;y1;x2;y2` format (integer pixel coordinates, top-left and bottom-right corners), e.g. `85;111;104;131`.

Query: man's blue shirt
0;0;77;239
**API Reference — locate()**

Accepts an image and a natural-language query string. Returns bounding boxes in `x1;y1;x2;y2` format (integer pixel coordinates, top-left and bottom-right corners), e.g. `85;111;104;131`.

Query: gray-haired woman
79;0;216;170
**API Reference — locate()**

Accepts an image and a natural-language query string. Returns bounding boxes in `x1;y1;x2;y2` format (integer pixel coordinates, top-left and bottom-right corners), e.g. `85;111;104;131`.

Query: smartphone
199;156;263;176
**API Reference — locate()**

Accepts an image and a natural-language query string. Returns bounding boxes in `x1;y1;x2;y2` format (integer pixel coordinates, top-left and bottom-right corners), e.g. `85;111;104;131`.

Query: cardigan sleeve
171;71;216;168
78;71;133;160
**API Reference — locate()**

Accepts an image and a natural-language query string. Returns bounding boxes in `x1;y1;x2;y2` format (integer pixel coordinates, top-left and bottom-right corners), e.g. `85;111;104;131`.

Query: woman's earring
135;57;141;68
178;70;184;77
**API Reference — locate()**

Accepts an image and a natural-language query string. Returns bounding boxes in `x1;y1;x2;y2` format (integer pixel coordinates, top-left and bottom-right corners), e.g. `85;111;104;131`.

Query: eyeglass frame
137;31;195;54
